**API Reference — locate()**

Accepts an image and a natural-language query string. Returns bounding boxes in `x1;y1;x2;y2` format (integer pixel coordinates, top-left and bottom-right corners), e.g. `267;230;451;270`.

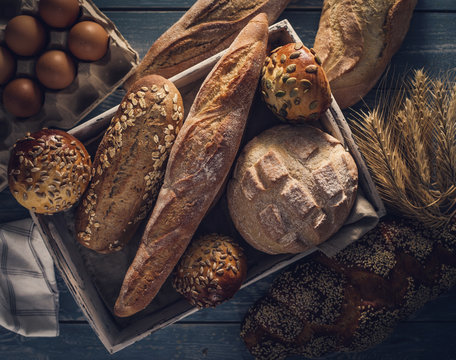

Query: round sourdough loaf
227;125;358;255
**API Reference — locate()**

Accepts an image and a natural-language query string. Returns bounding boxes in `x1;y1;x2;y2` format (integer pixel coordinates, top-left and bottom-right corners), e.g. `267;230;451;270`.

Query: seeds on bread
75;75;184;254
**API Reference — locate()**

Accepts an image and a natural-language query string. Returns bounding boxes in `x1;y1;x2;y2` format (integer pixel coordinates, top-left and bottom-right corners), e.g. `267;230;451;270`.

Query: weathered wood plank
103;10;456;66
55;257;456;324
1;321;456;360
92;0;456;12
0;189;30;223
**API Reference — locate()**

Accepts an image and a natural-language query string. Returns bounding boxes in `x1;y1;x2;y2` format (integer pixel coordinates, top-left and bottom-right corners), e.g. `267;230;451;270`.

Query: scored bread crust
227;125;358;255
113;13;269;317
75;75;184;254
124;0;290;89
313;0;417;109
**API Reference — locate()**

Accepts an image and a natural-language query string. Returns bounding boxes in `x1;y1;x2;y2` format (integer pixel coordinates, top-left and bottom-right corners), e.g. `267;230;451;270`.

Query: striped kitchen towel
0;218;59;337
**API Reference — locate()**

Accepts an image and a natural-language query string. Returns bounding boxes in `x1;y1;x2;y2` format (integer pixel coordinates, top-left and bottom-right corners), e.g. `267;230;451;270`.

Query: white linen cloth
0;218;59;337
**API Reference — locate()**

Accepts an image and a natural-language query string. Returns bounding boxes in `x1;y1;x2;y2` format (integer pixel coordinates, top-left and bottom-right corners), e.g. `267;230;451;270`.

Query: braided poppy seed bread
75;75;184;254
227;124;358;255
241;218;456;359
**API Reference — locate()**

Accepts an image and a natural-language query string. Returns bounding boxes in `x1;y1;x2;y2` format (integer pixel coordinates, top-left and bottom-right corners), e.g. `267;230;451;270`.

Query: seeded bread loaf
313;0;417;109
241;217;456;359
75;75;184;254
173;233;247;308
8;129;92;214
114;14;269;317
124;0;290;89
227;125;358;255
260;43;331;123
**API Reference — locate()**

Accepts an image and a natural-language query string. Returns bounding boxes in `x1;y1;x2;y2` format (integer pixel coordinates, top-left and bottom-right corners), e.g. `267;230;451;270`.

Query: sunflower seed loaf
313;0;417;109
75;75;184;254
124;0;290;89
114;14;269;317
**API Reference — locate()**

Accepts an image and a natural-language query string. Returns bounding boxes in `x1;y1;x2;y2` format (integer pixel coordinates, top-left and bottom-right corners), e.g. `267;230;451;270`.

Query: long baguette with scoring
114;13;269;317
75;75;184;254
124;0;290;88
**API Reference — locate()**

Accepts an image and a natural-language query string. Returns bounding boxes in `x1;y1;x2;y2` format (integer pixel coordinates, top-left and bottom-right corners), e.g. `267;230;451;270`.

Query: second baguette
114;13;269;317
124;0;290;88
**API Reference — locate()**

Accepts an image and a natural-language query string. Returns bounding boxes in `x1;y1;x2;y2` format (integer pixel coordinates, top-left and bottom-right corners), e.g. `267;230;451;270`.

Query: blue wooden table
1;1;456;359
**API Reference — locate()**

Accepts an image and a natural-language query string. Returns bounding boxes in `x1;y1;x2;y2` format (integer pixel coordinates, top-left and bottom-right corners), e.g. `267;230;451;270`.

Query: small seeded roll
173;233;247;308
8;129;92;214
261;42;331;123
75;75;184;254
227;125;358;255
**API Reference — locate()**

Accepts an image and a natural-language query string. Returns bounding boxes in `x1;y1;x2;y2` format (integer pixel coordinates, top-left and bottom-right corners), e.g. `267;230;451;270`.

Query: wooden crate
31;20;385;353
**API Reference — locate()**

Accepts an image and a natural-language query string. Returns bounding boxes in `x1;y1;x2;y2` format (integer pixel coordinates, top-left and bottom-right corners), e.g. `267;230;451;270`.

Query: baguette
313;0;417;109
124;0;290;89
114;13;269;317
75;75;184;254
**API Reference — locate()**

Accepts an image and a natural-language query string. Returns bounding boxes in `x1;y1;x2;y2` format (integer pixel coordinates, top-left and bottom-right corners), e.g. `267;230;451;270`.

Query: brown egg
68;21;109;61
36;50;76;90
5;15;47;56
2;78;43;118
8;128;92;214
0;46;16;85
39;0;80;28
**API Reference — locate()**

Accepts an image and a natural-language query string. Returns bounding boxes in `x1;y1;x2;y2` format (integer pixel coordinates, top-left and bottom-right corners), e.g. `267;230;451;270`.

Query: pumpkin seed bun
260;42;331;123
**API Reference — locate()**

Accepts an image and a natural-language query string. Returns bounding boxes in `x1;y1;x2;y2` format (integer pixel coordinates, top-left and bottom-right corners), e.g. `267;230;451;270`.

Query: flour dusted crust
227;125;358;255
313;0;417;109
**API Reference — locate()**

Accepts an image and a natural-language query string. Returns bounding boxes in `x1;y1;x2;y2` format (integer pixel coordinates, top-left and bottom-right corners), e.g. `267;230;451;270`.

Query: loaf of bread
227;125;358;255
241;217;456;359
261;43;331;123
124;0;290;88
75;75;184;254
173;233;247;308
113;14;269;317
8;129;92;214
313;0;417;109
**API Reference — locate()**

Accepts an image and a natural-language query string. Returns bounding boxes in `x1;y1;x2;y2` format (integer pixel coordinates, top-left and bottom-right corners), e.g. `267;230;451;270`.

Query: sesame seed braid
241;217;456;358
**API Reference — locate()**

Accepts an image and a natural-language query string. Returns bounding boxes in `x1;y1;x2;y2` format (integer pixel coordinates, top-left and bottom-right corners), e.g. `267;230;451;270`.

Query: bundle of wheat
351;70;456;228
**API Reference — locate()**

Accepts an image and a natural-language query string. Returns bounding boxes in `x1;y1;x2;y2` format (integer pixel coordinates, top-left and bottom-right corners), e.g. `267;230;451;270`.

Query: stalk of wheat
350;69;456;229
